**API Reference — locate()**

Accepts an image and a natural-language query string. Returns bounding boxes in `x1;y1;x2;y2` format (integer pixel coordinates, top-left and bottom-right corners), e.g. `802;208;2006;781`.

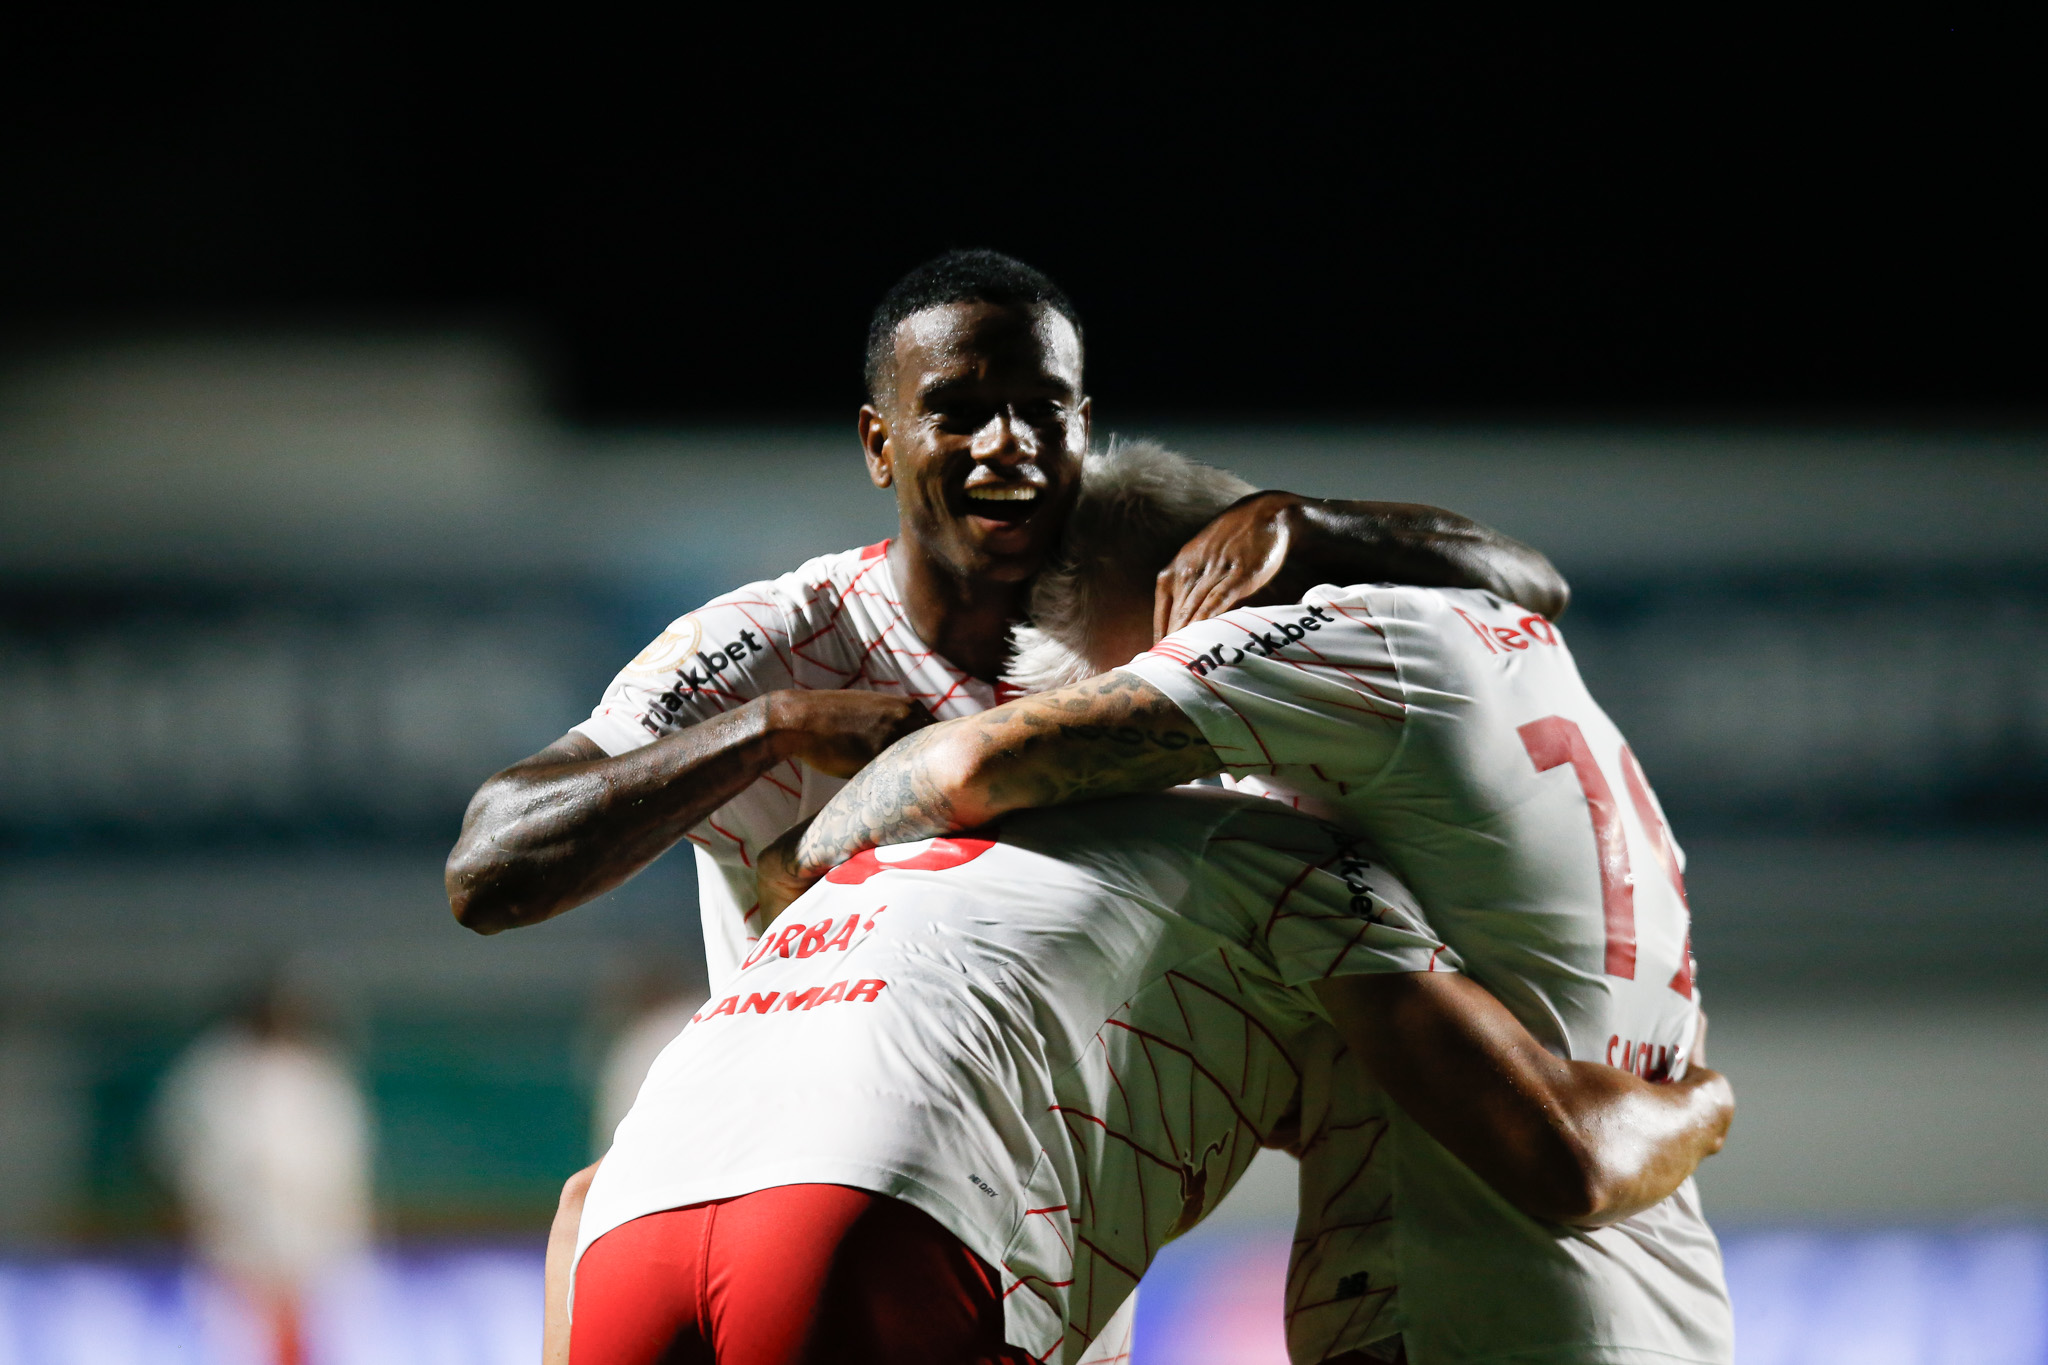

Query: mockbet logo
1183;604;1337;675
673;629;766;691
640;629;768;733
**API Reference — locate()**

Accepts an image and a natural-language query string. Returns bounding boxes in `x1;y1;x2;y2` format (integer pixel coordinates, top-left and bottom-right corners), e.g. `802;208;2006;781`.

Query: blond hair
1005;438;1254;692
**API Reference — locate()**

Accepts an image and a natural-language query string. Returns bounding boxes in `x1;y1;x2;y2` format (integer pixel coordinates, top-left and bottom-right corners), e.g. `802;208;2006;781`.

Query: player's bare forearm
1308;498;1570;622
446;706;786;934
1156;492;1569;639
766;673;1219;914
1314;972;1730;1228
448;690;931;934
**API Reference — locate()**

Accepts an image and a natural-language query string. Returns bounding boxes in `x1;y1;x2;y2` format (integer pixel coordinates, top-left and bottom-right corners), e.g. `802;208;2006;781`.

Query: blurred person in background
152;975;372;1365
591;959;706;1157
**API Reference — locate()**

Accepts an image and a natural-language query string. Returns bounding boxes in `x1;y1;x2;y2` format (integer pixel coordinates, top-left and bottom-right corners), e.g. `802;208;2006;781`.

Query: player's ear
859;406;894;490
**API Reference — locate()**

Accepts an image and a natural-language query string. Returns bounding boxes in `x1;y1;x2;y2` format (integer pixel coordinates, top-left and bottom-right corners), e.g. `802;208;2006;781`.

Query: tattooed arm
757;672;1219;921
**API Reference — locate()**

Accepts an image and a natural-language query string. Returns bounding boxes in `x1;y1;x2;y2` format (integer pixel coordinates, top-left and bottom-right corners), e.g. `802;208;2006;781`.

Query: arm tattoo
792;672;1219;877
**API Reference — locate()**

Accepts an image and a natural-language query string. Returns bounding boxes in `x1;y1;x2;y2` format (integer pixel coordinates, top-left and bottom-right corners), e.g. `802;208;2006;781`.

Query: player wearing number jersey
1121;586;1728;1364
577;793;1449;1363
764;450;1734;1364
575;792;1730;1365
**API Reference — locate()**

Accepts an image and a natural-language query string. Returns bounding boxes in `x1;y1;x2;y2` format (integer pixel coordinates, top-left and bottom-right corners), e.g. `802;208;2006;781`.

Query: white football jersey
573;542;1023;992
1125;585;1732;1365
575;790;1459;1365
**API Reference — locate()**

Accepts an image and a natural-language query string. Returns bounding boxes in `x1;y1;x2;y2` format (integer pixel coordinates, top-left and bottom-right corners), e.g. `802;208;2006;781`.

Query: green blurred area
71;1009;591;1240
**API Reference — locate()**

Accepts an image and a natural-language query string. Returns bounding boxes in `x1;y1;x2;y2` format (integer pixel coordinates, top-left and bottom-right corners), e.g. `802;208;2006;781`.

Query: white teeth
966;485;1039;502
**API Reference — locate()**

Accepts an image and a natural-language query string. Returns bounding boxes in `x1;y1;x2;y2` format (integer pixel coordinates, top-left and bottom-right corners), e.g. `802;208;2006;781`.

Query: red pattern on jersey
1231;604;1405;712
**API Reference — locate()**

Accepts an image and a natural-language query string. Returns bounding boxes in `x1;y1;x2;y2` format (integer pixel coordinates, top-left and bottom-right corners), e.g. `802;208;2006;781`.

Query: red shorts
569;1183;1036;1365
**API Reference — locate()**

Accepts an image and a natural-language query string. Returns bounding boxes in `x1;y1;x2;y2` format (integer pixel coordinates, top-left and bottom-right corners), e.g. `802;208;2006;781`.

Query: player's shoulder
611;543;888;684
1316;583;1566;652
786;540;894;591
698;541;883;612
1314;580;1499;617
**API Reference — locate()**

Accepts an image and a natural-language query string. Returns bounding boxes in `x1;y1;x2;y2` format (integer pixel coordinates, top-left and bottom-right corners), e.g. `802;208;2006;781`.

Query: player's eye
934;405;997;433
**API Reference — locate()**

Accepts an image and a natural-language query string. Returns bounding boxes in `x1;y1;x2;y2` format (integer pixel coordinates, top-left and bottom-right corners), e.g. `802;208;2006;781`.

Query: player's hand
1155;491;1322;640
755;820;818;929
1671;1062;1734;1158
767;690;934;778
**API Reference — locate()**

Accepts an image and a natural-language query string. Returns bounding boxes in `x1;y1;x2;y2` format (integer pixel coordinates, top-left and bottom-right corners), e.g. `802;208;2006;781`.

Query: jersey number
1517;716;1694;997
823;836;998;886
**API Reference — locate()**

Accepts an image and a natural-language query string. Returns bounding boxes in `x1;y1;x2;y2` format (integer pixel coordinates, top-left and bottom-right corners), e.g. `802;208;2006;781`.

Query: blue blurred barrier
0;1248;541;1365
4;1227;2045;1363
1130;1223;2048;1365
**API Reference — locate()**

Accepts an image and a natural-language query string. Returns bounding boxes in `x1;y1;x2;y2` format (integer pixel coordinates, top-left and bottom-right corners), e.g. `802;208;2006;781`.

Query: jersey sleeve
1117;589;1408;778
572;583;800;757
1192;802;1461;986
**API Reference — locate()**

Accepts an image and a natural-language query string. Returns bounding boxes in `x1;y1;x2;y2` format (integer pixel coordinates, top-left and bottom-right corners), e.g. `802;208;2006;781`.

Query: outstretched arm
448;690;929;934
1156;491;1569;639
1315;972;1732;1226
757;672;1216;921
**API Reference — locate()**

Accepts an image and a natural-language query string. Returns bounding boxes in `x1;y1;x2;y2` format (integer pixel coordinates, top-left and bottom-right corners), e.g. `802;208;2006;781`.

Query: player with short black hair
864;248;1083;405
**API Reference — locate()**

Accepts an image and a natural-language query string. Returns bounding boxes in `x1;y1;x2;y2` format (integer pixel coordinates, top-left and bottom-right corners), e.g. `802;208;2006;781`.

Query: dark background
4;12;2046;1281
3;15;2038;421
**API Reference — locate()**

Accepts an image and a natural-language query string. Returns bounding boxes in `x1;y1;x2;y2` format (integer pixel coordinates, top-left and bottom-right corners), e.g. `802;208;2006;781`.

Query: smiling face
860;300;1090;586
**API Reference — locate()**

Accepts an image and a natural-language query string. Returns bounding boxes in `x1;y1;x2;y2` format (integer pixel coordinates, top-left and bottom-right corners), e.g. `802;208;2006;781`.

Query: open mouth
960;482;1041;525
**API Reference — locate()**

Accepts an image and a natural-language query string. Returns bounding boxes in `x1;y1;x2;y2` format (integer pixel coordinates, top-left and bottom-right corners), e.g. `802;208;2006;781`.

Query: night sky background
2;14;2038;422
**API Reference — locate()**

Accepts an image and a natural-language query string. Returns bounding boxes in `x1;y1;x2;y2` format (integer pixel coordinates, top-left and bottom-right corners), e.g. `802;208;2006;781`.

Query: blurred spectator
591;961;704;1157
152;977;372;1365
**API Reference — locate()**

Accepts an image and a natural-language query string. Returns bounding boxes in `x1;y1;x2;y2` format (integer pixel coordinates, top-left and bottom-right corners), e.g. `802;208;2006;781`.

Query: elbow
1521;558;1571;623
445;772;557;935
445;796;535;936
445;848;512;935
1506;1130;1618;1227
930;729;1010;827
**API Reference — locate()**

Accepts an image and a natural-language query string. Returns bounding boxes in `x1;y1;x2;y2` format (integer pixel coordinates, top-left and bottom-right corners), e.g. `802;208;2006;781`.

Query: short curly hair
864;249;1084;405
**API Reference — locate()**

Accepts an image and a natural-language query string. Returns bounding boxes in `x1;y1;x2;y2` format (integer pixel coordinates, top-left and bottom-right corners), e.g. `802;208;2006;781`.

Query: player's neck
887;539;1028;682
